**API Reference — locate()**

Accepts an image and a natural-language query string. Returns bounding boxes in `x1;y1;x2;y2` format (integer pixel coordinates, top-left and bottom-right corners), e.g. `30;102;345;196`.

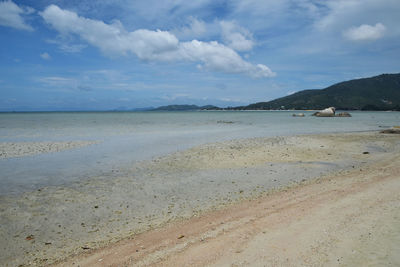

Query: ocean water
0;111;399;195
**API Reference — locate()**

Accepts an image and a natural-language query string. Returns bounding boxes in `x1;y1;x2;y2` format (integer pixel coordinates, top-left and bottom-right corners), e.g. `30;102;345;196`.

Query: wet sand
0;132;399;266
64;150;400;267
0;141;98;159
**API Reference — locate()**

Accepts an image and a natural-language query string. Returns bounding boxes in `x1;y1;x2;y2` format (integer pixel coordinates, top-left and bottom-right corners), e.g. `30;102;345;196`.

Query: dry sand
1;132;399;266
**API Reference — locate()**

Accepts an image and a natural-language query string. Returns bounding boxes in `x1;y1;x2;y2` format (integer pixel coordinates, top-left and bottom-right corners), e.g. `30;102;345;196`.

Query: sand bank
0;141;98;159
0;132;399;266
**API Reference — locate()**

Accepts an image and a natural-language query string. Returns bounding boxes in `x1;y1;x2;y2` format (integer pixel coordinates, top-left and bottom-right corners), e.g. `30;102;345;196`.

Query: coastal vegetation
237;73;400;111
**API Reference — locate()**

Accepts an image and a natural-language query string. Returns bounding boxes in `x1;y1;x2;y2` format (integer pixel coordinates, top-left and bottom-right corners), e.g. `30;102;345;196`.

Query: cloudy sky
0;0;399;111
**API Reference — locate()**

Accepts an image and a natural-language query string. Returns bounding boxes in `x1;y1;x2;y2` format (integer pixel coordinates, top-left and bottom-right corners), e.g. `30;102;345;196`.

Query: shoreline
57;150;400;266
1;131;399;266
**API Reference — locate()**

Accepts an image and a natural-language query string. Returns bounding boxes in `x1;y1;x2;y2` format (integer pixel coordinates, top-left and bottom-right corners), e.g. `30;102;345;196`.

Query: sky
0;0;399;111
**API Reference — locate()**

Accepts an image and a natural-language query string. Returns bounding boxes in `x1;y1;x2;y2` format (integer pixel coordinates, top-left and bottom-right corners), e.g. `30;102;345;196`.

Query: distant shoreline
1;109;400;113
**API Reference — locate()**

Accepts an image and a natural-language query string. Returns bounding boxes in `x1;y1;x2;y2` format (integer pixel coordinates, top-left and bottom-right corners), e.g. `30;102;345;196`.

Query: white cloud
275;0;400;55
174;17;207;40
83;69;129;84
314;0;400;36
231;0;290;17
39;76;74;84
59;43;87;53
47;37;87;53
119;0;214;22
40;52;51;60
0;0;34;31
40;5;179;58
40;5;274;78
220;20;254;52
178;40;274;77
37;76;79;91
343;23;386;41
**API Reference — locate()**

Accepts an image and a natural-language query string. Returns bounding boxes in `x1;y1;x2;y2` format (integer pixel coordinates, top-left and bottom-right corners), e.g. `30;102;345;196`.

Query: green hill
238;73;400;110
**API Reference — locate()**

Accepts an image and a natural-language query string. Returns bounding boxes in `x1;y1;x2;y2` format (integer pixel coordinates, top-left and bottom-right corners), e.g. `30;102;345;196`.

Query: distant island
149;73;400;111
151;105;219;111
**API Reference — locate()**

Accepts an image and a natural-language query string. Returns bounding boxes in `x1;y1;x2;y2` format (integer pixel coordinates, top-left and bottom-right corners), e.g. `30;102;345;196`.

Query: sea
0;110;399;195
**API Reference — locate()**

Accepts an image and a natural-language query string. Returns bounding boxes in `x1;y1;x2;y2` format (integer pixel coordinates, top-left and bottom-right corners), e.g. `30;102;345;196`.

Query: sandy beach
1;131;399;266
59;148;400;267
2;1;399;266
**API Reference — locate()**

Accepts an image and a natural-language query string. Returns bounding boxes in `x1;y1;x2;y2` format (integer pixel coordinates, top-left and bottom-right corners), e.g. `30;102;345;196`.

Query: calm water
0;111;399;194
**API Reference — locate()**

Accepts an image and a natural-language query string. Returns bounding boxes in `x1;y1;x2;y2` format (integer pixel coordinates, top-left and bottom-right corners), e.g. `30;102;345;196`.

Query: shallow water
0;111;399;194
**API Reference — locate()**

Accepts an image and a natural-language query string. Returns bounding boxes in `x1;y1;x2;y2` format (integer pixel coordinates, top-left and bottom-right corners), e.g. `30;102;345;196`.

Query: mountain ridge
151;104;219;111
234;73;400;111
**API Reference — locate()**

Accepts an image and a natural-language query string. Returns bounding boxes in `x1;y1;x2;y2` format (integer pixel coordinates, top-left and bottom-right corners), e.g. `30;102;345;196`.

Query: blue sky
0;0;399;111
